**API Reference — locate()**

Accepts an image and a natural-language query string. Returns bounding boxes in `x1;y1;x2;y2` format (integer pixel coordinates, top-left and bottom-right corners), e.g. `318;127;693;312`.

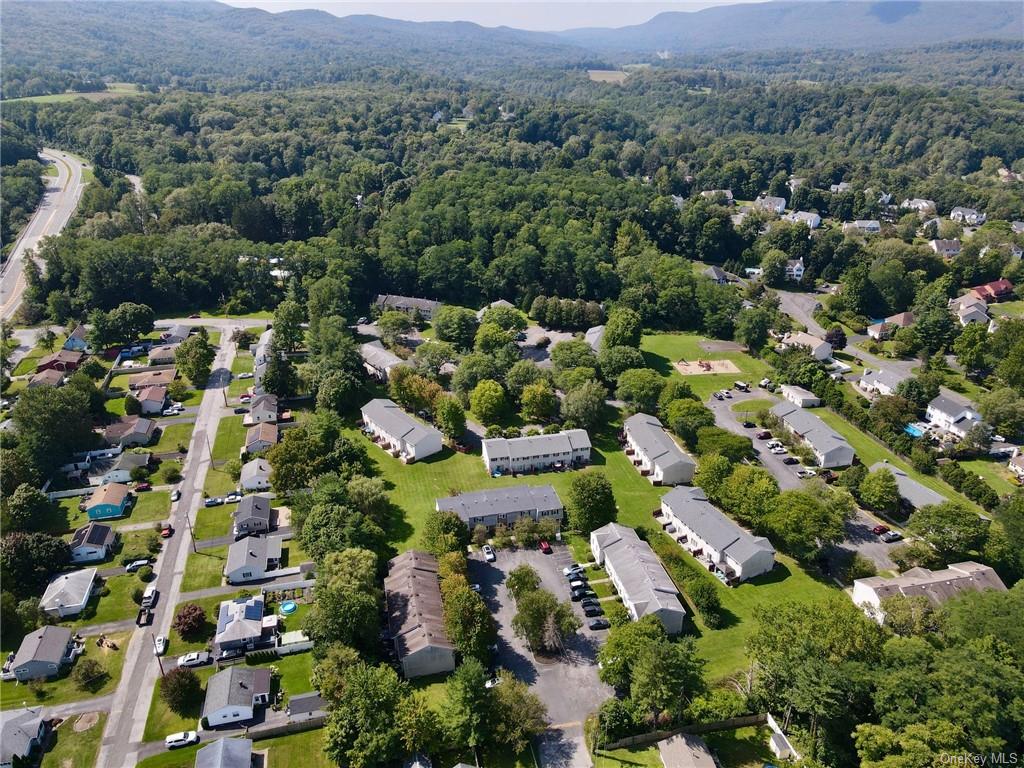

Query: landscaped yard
192;504;233;540
181;546;226;591
203;467;239;497
136;728;333;768
41;711;107;768
152;422;195;454
0;631;130;710
11;335;69;376
249;651;314;702
61;574;141;628
228;352;254;397
169;591;249;653
590;579;617;599
142;665;216;741
212;416;245;461
641;333;771;400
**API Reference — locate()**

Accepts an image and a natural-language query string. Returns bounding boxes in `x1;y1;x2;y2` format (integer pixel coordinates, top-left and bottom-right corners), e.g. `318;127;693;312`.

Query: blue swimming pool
904;424;924;438
280;600;298;615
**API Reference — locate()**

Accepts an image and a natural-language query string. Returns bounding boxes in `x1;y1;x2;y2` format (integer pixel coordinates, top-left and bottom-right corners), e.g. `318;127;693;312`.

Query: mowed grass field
641;333;771;400
136;729;333;768
2;83;141;104
41;712;107;768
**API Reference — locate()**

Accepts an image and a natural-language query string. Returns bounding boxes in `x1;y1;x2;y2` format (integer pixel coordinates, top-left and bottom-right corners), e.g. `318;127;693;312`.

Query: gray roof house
39;568;97;618
89;450;150;485
239;457;272;492
10;626;76;682
584;324;606;352
224;535;283;584
858;368;906;398
771;401;855;468
162;324;192;344
195;738;253;768
590;523;686;634
361;398;443;463
69;521;118;563
202;666;272;727
436;485;563;531
623;413;696;486
661;487;775;583
702;265;729;284
375;294;443;320
476;298;516;320
925;393;983;439
868;463;945;511
755;195;787;214
481;429;592;475
233;495;273;537
287;692;328;722
243;394;278;426
214;595;267;651
385;550;456;679
360;341;408;382
1;708;49;768
852;562;1006;623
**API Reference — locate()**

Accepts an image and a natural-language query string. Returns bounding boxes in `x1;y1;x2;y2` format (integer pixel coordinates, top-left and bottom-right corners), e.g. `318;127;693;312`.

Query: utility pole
151;633;165;677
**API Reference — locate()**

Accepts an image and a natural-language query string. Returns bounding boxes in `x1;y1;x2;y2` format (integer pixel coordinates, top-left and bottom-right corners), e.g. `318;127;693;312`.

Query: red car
160;524;174;538
872;524;890;536
538;540;552;554
135;482;152;492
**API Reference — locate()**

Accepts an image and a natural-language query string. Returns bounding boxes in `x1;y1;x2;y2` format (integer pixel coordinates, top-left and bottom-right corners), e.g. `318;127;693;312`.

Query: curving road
1;149;89;321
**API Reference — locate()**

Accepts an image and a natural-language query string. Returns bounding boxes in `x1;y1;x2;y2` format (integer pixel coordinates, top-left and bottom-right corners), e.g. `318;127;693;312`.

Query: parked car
161;524;174;538
588;618;611;631
482;544;496;562
562;563;582;576
580;597;601;608
162;407;183;417
872;525;890;536
722;390;732;398
759;378;772;388
136;607;153;626
568;578;587;590
357;316;369;325
142;584;159;608
165;732;199;749
239;395;252;403
756;430;772;440
170;489;181;502
153;635;168;656
233;407;249;414
742;420;756;428
780;456;797;465
126;559;152;573
796;469;817;479
135;481;152;491
712;392;724;401
583;605;604;617
484;677;503;689
204;497;224;507
176;651;210;668
571;588;595;601
770;447;787;455
881;530;904;543
538;540;552;554
225;492;243;503
238;372;254;379
564;568;585;581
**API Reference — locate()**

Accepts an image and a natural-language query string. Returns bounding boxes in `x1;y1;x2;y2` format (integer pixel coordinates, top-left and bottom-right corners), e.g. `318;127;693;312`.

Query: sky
220;0;760;31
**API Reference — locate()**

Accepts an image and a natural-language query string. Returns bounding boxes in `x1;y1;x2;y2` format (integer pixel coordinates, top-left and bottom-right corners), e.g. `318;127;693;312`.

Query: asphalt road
1;149;88;321
95;326;241;768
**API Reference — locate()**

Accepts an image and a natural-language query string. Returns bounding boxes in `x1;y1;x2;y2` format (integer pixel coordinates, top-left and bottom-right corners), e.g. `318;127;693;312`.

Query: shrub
161;667;202;714
685;579;723;629
72;658;108;691
172;603;207;637
836;551;878;584
137;566;154;582
163;465;183;483
132;587;145;605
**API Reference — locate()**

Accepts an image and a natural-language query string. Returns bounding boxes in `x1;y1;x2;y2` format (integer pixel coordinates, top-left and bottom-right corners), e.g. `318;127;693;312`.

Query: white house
901;198;936;213
481;430;591;475
784;258;805;282
136;385;168;415
852;562;1006;623
69;523;117;564
244;423;278;455
361;398;443;463
780;385;820;408
436;485;563;531
779;331;832;361
661;487;775;584
584;325;606;352
360;341;408;382
829;182;851;193
782;211;821;229
929;239;961;258
623;413;696;486
239;458;272;491
38;569;97;618
385;551;456;679
858;369;906;398
842;220;881;234
755;195;786;214
243;394;278;426
202;667;272;727
771;401;855;468
925;394;983;439
950;206;985;225
224;535;283;584
591;523;686;635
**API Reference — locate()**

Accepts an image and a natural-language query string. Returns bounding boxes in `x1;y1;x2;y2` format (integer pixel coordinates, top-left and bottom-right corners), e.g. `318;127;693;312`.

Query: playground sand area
674;358;741;376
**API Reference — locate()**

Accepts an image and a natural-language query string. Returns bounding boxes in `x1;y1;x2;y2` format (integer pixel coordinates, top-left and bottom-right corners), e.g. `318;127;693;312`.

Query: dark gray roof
226;535;282;575
1;709;44;764
195;738;253;768
203;667;271;716
12;625;72;668
360;341;405;371
703;265;728;280
927;393;978;421
70;521;116;550
385;550;453;658
233;495;271;523
624;413;695;474
361;399;442;448
662;487;774;566
375;294;442;313
112;451;150;471
591;523;685;621
288;691;327;716
482;429;591;461
436;485;562;523
868;463;946;509
249;394;278;418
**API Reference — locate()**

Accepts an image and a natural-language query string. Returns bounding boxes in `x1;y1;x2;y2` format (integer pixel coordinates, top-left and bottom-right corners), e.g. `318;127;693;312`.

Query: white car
224;492;243;503
176;651;210;668
161;408;180;417
484;677;503;689
770;447;787;455
238;372;254;379
239;395;252;403
796;469;818;479
469;583;482;593
562;563;582;576
482;544;496;562
165;731;199;749
153;635;168;656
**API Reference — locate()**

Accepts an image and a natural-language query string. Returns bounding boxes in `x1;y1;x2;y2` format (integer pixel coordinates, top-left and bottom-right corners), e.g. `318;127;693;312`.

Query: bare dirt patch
587;69;628;84
674;359;741;376
73;712;100;732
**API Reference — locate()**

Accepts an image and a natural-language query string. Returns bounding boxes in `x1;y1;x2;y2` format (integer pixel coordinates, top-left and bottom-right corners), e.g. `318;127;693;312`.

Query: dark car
233;407;249;414
742;420;756;428
756;430;772;440
583;605;604;617
588;618;611;630
135;482;152;491
872;524;890;536
570;588;595;601
782;457;799;465
580;597;601;608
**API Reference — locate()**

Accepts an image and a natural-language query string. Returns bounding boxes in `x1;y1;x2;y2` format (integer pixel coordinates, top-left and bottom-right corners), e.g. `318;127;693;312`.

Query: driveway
468;544;612;768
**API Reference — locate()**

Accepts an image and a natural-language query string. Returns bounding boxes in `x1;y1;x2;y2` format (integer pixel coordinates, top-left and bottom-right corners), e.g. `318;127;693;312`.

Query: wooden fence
600;713;768;751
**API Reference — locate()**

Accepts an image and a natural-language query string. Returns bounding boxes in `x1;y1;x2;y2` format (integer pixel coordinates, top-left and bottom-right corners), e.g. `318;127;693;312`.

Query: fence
248;716;326;741
600;714;768;751
47;487;95;501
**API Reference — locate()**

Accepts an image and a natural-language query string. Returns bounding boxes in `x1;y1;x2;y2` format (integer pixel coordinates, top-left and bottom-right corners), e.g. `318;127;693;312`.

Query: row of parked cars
754;430;819;478
563;563;610;630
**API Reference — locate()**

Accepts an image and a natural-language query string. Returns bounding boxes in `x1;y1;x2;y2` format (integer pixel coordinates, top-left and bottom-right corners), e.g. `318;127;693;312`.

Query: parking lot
468;542;612;768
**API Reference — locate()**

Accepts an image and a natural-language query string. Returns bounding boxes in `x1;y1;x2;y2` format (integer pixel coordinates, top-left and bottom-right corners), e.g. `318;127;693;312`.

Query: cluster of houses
866;311;914;341
384;550;455;679
223;498;285;584
860;370;988;444
947;278;1015;328
770;400;855;468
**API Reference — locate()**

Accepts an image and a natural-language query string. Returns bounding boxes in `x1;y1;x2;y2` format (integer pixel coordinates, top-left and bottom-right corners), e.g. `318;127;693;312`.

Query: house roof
885;311;915;327
926;393;979;422
111;451;150;472
86;482;130;509
436;484;562;524
249;394;278;417
375;294;442;313
245;422;278;447
385;550;453;658
70;521;116;550
784;211;820;225
29;369;64;387
103;416;156;443
781;384;819;402
702;265;728;281
39;568;97;612
360;341;406;372
1;709;44;764
624;413;695;474
361;399;442;448
971;278;1014;299
233;494;271;523
476;299;516;319
147;344;178;360
657;733;716;768
37;349;84;369
67;325;87;342
226;535;283;575
129;369;177;388
288;692;327;716
202;667;271;716
756;195;786;209
164;324;192;341
195;738;253;768
12;625;73;669
862;369;906;392
662;487;774;566
782;331;830;353
868;463;945;509
584;325;606;351
482;429;591;462
771;401;853;460
856;561;1006;607
240;458;271;486
137;385;167;404
591;523;685;621
215;596;265;645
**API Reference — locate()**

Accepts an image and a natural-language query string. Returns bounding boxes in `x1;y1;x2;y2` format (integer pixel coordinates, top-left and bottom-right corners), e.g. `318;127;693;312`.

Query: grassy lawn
11;335;69;376
228;352;254;398
151;458;185;486
152;422;195;454
143;665;216;741
730;398;777;416
182;546;226;591
0;631;130;710
132;491;171;524
105;395;128;417
641;332;771;400
41;711;107;768
136;728;333;768
704;726;776;767
203;467;238;497
593;745;662;768
61;574;140;628
991;299;1024;319
590;579;617;599
960;457;1018;496
280;539;311;568
106;373;133;393
250;651;314;702
193;504;233;540
2;83;140;104
48;498;90;533
212;416;245;461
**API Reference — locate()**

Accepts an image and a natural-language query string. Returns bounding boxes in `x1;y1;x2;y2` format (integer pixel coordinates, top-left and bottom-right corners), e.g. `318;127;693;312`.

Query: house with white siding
623;413;695;485
481;430;591;475
361;399;443;463
771;401;855;468
436;485;563;531
852;562;1005;623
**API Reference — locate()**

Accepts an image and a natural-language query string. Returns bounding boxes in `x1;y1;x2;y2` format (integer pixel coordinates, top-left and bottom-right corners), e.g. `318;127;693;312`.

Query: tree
481;305;527;332
433;306;479;350
615;368;665;414
520;381;557;422
0;532;71;596
505;360;548;401
469;379;506;424
262;354;298;397
763;489;847;562
978;388;1024;440
550;340;597;371
734;306;772;351
412;340;456;378
442;585;497;662
324;662;407;768
444;658;492;749
272;299;305;352
859;467;901;514
560;380;607;430
693;454;733;502
377;310;413;346
123;393;142;415
160;667;202;714
11;384;97;476
491;672;549;752
506;563;542;601
3;484;53;531
565;472;616;533
694;427;753;462
395;691;441;755
72;657;107;692
665;399;715;447
174;334;215;386
824;324;848;351
603;307;643;349
597;615;668;689
304;576;381;656
630;638;706;726
474;322;514;356
312;643;362;703
172;603;207;637
421;509;470;555
512;588;581;652
953;321;990;376
36;328;57;352
907;502;989;561
315;370;362;414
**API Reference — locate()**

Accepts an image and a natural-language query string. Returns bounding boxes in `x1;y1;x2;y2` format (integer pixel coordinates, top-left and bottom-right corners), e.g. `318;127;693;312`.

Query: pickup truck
136;607;153;626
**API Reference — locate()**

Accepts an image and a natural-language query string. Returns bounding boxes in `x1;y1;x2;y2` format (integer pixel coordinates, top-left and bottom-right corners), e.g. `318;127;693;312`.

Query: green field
960;457;1018;496
730;398;777;416
212;415;246;461
12;334;69;376
41;712;107;768
152;423;195;454
132;491;172;524
593;745;661;768
203;467;238;496
181;546;226;591
640;333;771;400
136;729;333;768
192;503;233;540
228;352;254;397
2;83;141;104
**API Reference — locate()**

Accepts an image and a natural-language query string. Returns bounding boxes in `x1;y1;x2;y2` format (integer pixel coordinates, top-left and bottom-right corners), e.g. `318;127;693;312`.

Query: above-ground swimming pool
280;600;298;615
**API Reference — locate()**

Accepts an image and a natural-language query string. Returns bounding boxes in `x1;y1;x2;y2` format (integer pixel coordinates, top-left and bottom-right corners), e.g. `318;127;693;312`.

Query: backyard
40;712;107;768
212;416;246;461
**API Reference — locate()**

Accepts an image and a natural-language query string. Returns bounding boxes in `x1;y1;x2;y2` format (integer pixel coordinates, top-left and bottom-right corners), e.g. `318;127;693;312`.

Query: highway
1;149;88;321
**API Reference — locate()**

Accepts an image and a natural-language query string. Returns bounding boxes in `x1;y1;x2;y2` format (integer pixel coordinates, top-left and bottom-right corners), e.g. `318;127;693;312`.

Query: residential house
852;562;1006;623
950;206;986;225
436;485;563;531
858;369;907;398
28;369;64;388
702;265;729;284
970;278;1015;303
224;535;283;584
233;495;273;536
782;211;821;229
1;709;49;768
10;626;79;681
591;522;686;634
699;189;734;204
623;413;696;485
128;368;176;390
88;451;149;485
147;344;178;365
867;463;945;511
63;324;89;352
475;298;516;320
787;177;805;192
251;328;274;396
779;331;832;361
374;294;443;321
755;195;786;214
867;312;914;341
360;398;443;463
36;349;84;373
161;324;192;344
925;393;983;439
771;401;855;468
901;198;936;213
385;550;456;679
829;182;851;193
244;423;278;455
928;238;961;258
136;385;168;415
103;416;156;448
1012;221;1024;235
214;595;272;652
239;458;272;492
584;325;606;352
780;385;820;408
360;341;408;383
656;734;717;768
784;258;805;282
84;482;132;520
38;568;97;618
202;666;272;727
69;522;118;563
661;487;775;584
842;220;881;234
948;293;991;327
287;692;328;722
195;738;253;768
481;429;592;475
243;394;278;426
